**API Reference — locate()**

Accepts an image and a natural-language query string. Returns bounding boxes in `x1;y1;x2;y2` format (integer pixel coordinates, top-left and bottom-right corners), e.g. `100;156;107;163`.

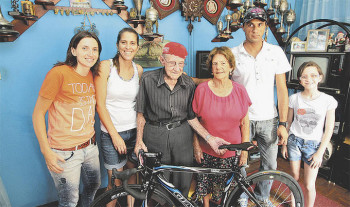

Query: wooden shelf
211;34;233;42
8;0;61;42
102;0;144;35
6;0;147;42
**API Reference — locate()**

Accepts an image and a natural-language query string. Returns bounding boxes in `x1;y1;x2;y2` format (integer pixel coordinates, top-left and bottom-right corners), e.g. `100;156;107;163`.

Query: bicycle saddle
219;142;257;151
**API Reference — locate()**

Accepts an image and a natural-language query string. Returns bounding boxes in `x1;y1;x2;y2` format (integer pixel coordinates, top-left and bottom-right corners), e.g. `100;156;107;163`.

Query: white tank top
100;59;139;133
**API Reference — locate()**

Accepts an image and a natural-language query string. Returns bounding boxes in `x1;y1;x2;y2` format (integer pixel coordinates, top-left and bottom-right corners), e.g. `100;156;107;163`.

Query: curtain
292;0;350;41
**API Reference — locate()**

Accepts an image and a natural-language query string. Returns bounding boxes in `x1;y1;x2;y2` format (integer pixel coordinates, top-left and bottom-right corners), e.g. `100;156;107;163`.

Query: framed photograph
291;41;306;52
196;51;211;78
150;0;180;20
306;29;330;52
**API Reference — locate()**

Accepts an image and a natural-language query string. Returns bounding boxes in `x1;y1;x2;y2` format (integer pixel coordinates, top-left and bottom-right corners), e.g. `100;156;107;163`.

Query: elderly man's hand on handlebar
134;141;148;156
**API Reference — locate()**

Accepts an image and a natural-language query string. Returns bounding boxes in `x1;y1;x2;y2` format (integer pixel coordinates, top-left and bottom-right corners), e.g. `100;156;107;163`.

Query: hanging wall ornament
202;0;225;25
150;0;180;20
182;0;203;34
74;12;99;36
182;0;203;22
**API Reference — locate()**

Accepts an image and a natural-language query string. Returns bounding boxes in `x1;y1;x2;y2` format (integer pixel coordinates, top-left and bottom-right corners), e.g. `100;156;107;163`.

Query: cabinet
335;141;350;190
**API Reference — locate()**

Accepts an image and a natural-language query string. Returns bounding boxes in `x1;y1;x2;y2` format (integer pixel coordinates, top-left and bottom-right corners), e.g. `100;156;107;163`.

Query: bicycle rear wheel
91;184;175;207
225;170;304;207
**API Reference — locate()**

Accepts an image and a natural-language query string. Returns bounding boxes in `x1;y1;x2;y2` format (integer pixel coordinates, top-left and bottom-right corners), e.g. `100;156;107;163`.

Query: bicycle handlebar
112;168;146;200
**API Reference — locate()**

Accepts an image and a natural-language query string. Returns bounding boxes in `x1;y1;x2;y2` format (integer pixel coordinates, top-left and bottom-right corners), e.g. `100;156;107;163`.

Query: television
287;52;350;94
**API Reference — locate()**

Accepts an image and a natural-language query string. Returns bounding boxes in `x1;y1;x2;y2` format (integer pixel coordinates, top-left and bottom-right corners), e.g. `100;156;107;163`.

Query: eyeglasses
300;74;320;80
164;58;186;68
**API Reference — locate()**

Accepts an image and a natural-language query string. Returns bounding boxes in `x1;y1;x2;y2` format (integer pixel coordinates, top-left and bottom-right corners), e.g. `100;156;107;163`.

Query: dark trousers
144;122;194;197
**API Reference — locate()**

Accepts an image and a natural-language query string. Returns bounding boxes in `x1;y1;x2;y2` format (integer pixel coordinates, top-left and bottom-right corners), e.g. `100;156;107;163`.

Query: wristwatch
279;122;288;128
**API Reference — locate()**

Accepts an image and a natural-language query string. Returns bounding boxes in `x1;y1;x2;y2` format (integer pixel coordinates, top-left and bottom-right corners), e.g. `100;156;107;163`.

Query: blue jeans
287;134;320;166
50;144;101;207
250;117;278;200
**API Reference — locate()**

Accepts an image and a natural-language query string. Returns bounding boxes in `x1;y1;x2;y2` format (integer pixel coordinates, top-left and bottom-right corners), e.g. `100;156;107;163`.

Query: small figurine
328;33;335;49
335;31;346;46
144;19;153;35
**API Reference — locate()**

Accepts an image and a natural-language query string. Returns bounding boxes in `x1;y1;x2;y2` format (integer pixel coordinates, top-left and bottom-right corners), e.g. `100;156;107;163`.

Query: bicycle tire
91;184;175;207
225;170;304;207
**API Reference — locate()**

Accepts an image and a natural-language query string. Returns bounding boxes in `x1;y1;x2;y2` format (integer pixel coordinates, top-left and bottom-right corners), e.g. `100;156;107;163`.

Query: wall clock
150;0;180;20
202;0;226;25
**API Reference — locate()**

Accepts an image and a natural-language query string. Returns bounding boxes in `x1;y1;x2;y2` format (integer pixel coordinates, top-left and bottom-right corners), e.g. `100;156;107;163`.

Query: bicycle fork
237;180;263;207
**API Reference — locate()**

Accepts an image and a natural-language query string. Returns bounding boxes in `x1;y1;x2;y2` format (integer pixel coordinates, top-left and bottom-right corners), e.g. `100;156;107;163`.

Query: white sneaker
238;198;248;207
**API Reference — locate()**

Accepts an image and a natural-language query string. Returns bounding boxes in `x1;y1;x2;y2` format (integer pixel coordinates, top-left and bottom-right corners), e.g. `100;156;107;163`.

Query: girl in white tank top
100;60;139;133
95;28;143;205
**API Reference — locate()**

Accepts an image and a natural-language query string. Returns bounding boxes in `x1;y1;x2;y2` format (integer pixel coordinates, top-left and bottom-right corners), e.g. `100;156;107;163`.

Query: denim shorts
287;134;320;166
100;128;137;170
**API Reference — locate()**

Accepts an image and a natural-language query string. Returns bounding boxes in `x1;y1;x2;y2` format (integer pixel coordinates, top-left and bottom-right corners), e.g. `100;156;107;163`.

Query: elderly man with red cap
135;42;230;197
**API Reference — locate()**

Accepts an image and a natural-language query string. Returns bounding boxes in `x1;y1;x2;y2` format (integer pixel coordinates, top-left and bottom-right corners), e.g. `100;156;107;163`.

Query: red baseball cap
162;42;188;59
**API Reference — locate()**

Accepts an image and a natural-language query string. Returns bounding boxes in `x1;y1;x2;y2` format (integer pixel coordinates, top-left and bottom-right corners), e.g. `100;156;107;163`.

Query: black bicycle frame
141;164;234;207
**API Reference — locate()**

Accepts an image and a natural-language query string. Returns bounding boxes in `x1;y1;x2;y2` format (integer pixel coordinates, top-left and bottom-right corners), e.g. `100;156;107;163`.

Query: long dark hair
112;28;139;74
55;31;102;76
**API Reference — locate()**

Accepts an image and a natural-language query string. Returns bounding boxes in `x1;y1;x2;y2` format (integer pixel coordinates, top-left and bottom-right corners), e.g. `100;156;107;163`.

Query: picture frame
196;51;212;78
150;0;180;20
291;41;306;52
202;0;226;25
306;29;330;52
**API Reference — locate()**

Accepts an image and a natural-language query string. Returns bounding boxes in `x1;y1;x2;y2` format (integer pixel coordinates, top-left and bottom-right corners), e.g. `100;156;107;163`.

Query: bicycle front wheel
91;184;175;207
225;170;304;207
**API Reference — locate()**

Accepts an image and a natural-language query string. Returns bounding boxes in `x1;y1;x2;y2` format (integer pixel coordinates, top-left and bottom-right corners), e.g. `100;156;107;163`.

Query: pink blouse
192;80;251;158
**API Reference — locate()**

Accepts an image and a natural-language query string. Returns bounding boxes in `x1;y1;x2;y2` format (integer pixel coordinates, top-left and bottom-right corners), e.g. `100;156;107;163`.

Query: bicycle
91;142;304;207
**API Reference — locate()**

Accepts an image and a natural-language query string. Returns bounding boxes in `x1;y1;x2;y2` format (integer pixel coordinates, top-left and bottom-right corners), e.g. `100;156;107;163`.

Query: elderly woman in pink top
192;46;251;207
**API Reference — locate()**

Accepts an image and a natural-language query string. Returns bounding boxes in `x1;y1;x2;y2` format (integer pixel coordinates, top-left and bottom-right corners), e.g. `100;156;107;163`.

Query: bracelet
205;134;213;142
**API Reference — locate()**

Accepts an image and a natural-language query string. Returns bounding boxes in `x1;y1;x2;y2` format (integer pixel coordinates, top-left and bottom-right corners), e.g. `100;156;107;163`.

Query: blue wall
0;1;289;206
